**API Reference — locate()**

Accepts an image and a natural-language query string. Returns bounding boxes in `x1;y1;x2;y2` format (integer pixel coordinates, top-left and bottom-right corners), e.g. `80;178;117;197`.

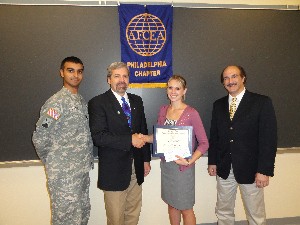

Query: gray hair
107;62;130;78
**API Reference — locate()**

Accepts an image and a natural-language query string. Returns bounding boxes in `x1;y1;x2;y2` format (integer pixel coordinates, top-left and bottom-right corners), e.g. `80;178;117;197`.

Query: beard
116;82;128;93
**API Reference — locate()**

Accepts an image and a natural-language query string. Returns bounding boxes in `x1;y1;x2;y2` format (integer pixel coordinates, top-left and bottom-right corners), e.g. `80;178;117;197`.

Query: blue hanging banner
118;4;173;88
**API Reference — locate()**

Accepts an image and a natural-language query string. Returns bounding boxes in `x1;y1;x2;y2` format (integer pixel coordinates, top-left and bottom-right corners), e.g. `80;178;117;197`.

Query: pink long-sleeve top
157;105;209;171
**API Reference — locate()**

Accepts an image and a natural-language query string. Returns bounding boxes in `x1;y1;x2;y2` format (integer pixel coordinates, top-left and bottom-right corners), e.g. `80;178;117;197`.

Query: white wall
0;152;299;225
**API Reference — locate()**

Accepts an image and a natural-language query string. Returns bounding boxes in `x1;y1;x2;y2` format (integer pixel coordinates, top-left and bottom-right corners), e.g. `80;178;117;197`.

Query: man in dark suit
88;62;151;225
208;65;277;225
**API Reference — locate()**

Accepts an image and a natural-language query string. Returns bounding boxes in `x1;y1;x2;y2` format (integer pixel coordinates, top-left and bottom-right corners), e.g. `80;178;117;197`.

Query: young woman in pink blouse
143;75;209;225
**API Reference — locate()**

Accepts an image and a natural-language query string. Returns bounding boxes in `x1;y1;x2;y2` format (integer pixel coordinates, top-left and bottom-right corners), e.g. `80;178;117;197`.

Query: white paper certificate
154;126;193;162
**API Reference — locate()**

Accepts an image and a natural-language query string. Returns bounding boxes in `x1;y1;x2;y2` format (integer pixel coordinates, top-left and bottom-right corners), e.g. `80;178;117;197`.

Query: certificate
152;125;193;162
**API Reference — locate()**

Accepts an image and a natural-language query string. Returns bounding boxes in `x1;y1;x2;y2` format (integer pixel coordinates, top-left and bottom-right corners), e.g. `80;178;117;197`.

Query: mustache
116;81;128;86
226;82;237;87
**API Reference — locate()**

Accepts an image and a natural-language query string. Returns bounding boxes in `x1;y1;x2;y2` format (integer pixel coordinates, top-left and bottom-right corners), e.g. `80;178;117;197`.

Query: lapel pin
117;111;120;114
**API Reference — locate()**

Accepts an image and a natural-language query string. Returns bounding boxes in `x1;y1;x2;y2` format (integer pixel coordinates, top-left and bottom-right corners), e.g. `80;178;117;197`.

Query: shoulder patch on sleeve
47;108;61;120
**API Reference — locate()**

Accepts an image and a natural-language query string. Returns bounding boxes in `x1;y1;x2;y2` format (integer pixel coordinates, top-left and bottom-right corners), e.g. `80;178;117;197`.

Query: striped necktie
121;97;131;127
229;97;237;120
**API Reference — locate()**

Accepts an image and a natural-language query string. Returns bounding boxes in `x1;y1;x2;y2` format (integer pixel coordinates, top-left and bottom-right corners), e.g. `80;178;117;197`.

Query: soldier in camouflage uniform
32;56;94;225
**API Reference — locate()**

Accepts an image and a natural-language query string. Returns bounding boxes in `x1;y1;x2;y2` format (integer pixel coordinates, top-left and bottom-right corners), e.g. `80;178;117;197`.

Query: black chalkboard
1;5;299;161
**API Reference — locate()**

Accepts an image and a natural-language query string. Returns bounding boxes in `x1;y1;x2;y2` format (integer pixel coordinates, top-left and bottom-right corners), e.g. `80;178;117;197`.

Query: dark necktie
121;97;131;128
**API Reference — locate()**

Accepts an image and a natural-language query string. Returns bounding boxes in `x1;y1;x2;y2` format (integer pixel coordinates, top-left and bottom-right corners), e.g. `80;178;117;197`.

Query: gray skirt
161;161;195;210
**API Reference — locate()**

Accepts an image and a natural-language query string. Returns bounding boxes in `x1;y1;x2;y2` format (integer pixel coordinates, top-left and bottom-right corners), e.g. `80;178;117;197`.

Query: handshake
132;133;153;148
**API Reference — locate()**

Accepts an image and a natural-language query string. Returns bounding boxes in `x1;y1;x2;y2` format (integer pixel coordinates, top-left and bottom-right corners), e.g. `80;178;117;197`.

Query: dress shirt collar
228;88;246;107
111;89;130;107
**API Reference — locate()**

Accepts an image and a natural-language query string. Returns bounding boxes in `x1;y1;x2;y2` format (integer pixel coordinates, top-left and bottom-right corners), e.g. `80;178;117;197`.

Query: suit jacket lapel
107;90;128;122
232;90;251;122
128;94;136;128
220;96;231;122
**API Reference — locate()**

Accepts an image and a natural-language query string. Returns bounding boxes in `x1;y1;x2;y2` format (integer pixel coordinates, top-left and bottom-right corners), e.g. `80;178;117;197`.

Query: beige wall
0;151;299;225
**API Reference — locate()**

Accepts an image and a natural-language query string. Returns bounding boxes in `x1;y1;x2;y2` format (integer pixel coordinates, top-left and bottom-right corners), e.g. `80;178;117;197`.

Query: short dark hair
60;56;84;70
220;65;247;84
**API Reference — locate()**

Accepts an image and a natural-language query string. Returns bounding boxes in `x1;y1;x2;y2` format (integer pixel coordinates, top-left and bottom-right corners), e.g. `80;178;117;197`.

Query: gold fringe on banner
129;83;167;88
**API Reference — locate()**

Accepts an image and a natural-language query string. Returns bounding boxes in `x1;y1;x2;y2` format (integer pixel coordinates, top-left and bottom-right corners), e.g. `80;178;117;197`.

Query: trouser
216;169;266;225
103;162;142;225
47;172;91;225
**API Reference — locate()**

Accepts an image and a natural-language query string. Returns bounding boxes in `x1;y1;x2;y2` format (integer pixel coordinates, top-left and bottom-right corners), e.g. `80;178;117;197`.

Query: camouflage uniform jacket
32;87;94;179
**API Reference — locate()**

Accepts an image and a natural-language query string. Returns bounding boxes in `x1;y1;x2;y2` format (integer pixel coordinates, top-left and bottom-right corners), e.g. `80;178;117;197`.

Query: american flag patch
47;108;60;120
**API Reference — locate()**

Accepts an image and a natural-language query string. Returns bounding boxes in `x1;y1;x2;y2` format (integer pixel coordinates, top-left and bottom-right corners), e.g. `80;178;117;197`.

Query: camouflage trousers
47;172;91;225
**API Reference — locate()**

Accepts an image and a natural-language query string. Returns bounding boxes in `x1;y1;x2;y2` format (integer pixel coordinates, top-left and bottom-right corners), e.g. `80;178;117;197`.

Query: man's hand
132;133;145;148
255;173;269;188
140;134;153;143
208;165;217;176
144;162;151;177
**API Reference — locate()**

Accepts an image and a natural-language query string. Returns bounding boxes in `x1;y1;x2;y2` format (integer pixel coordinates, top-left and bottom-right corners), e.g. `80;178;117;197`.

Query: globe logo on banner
126;13;166;57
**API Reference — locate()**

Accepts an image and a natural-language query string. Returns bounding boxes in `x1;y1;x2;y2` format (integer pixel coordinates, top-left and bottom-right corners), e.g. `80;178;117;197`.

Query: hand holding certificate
153;125;193;162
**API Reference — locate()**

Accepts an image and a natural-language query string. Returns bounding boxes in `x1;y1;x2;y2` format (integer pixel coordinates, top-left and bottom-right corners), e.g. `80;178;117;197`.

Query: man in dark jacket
88;62;151;225
208;65;277;225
